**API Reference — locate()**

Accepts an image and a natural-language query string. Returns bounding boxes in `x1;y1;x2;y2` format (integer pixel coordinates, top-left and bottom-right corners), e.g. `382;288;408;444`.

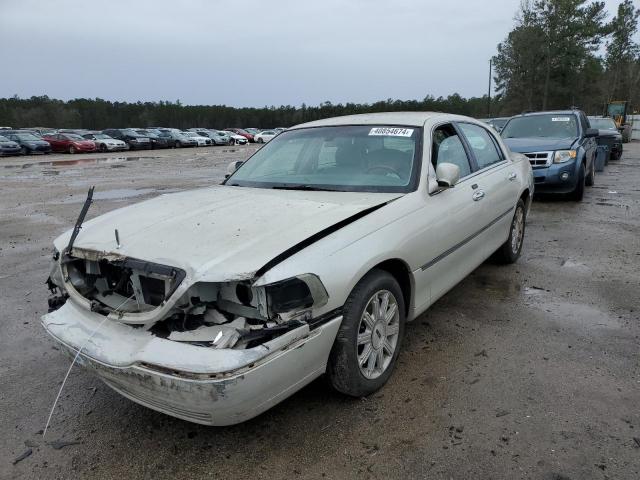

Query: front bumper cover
42;300;342;425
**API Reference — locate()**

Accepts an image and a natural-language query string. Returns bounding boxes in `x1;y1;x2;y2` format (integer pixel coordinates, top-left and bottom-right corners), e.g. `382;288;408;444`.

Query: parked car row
0;126;287;156
492;109;623;201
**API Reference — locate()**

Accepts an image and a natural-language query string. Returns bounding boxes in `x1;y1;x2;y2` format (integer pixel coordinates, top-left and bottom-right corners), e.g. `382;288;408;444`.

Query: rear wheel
571;163;585;201
21;146;28;156
327;269;405;397
496;199;526;264
69;145;76;154
174;141;181;148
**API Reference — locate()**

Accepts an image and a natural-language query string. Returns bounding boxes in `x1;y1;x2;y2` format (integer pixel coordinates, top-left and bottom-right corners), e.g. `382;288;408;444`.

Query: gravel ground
1;143;639;480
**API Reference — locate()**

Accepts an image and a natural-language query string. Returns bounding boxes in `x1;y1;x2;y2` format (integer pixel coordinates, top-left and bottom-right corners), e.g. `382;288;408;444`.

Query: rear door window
458;123;504;169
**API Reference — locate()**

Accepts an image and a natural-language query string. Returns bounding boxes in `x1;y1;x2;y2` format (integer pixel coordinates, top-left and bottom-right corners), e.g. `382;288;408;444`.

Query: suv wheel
571;163;586;201
327;269;405;397
585;159;595;187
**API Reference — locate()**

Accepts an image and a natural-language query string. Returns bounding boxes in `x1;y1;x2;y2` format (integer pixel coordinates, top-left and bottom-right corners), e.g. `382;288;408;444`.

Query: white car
42;112;533;426
81;133;128;152
254;130;277;143
226;132;248;145
182;131;212;146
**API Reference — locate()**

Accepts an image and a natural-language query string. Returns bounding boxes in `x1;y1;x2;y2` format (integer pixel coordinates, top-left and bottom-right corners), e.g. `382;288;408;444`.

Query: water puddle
2;156;160;170
531;299;620;329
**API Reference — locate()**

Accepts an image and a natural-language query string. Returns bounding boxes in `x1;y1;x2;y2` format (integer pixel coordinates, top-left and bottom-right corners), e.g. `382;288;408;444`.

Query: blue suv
501;110;598;201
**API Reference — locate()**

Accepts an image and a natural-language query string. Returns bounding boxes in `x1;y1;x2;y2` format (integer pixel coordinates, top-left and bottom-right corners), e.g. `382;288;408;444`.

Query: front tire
21;146;28;156
69;145;76;154
174;141;181;148
99;143;107;153
585;159;595;186
327;269;405;397
496;199;526;264
571;163;586;201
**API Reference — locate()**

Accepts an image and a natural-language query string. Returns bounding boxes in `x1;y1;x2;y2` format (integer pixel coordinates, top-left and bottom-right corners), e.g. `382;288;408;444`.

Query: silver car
42;112;533;426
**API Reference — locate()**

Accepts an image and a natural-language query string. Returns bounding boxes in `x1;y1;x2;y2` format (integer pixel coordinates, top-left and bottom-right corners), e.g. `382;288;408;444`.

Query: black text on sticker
369;127;414;137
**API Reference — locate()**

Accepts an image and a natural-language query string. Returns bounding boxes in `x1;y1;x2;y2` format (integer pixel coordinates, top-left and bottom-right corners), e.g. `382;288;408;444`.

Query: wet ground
1;144;639;479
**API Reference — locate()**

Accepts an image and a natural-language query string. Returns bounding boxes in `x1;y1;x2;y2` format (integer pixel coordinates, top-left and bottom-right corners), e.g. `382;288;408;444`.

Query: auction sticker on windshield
369;127;414;137
551;117;571;122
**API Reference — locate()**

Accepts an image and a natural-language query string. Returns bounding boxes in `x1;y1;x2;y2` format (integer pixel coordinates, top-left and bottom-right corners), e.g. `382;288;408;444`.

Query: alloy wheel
357;290;400;380
511;206;524;254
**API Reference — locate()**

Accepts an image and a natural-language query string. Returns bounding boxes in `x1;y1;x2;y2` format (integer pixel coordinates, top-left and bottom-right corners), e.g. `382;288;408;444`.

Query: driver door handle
508;172;517;181
472;190;485;201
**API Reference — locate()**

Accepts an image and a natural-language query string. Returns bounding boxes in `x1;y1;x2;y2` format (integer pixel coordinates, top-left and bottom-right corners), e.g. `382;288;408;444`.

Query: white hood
54;186;400;282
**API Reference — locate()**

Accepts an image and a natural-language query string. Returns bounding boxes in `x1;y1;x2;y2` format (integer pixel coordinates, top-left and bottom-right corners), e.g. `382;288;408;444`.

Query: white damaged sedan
42;112;533;426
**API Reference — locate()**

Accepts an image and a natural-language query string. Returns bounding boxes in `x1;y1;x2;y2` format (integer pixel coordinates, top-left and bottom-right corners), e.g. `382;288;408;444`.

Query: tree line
0;95;497;130
493;0;640;114
0;0;638;129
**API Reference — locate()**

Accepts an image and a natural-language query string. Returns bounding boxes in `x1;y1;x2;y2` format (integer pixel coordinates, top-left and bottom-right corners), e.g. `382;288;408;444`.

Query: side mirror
435;162;460;188
225;160;244;178
585;128;599;138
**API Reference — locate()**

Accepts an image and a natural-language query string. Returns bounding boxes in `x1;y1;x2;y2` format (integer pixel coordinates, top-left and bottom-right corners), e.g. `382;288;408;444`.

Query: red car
224;128;255;142
43;133;97;154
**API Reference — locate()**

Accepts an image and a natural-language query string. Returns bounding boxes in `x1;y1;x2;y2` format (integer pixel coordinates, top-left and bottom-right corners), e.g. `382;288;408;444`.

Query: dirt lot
1;143;639;480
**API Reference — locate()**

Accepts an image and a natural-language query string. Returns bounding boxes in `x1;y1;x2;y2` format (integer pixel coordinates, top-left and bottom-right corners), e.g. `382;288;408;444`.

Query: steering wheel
366;165;401;178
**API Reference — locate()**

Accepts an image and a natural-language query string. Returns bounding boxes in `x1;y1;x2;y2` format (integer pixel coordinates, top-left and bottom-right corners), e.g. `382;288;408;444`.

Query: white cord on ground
43;293;135;438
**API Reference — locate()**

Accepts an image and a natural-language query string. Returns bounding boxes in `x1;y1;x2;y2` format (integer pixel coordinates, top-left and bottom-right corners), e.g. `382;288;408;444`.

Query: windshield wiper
271;184;338;192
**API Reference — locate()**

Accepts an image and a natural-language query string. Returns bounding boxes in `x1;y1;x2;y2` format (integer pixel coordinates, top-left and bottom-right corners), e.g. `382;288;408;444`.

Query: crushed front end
42;247;342;425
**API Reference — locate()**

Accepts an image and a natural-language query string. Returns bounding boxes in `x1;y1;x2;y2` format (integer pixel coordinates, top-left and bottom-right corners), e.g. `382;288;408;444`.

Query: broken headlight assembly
264;274;328;316
149;274;329;350
46;248;68;312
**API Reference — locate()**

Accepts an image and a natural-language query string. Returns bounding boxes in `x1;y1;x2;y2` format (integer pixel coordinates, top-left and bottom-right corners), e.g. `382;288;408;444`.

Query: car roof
511;110;579;118
291;112;454;129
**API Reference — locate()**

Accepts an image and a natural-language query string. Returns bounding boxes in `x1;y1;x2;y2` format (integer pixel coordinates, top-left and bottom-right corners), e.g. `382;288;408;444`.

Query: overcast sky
0;0;627;107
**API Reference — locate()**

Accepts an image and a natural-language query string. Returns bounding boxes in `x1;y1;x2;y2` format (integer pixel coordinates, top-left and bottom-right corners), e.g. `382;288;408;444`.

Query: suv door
456;122;520;256
580;112;597;173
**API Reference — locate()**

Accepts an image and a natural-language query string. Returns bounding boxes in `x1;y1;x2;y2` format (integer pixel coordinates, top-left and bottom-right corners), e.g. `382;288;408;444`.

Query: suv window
581;112;590;133
431;124;471;178
459;123;504;169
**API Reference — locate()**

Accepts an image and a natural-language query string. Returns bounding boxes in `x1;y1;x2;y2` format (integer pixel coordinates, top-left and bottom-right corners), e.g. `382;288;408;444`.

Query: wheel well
520;188;530;208
371;259;412;317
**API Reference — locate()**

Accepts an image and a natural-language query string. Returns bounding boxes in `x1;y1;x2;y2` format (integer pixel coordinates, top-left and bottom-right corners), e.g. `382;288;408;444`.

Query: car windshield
589;118;617;130
91;134;110;139
122;129;142;136
15;133;40;140
64;134;85;141
183;132;197;137
0;135;9;141
139;131;158;138
227;125;421;193
502;114;579;139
